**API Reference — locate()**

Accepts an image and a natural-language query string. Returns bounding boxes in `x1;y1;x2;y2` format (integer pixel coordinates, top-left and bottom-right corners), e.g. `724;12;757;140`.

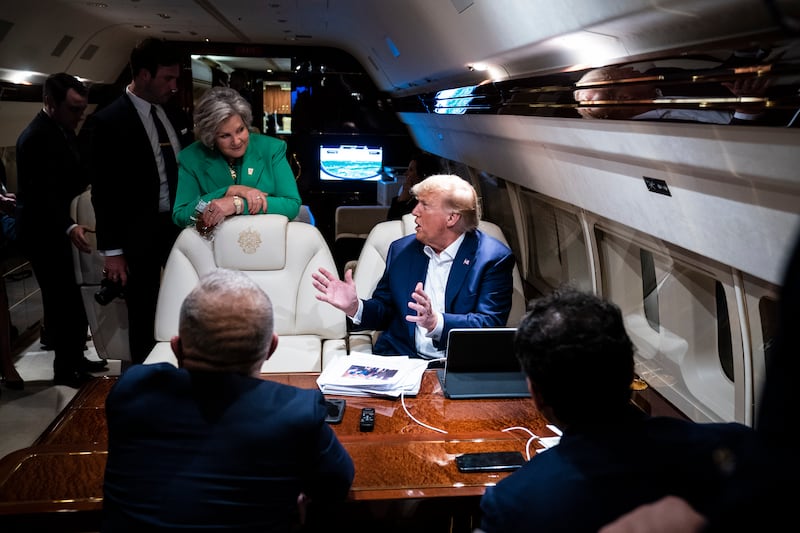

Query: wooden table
0;371;551;529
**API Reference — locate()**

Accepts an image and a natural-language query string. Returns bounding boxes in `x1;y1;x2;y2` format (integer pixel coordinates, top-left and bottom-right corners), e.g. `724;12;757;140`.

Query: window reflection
400;37;800;127
572;57;783;125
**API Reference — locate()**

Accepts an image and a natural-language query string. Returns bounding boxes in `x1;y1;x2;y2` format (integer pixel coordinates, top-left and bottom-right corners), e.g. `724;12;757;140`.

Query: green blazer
173;133;301;227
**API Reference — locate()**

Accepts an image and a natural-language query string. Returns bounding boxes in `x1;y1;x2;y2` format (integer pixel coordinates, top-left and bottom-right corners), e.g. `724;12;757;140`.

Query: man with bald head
102;268;354;531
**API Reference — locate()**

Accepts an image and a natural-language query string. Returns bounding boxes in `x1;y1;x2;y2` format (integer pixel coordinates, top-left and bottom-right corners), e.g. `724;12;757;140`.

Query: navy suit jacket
102;363;355;532
479;406;756;533
80;93;193;257
359;229;514;356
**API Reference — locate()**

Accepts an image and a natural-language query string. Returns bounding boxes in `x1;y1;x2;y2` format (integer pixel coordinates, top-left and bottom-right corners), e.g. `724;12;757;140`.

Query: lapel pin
248;168;254;175
463;259;470;265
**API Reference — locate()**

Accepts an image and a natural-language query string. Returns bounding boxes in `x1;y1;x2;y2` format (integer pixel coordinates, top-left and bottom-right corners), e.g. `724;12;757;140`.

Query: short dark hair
413;152;441;179
129;37;182;78
515;286;635;426
43;72;88;104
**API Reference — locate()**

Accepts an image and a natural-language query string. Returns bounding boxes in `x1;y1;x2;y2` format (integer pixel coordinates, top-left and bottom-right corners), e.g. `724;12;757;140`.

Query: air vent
367;55;379;71
51;35;74;58
0;19;13;43
80;44;99;61
450;0;474;13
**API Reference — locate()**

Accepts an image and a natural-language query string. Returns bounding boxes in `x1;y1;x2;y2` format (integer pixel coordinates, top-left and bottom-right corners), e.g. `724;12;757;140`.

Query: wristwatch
233;195;243;215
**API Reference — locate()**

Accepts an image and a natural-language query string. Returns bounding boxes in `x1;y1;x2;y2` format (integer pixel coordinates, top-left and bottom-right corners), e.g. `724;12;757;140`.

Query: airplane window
716;281;734;382
520;191;591;295
640;251;734;383
596;228;741;423
759;296;779;373
741;275;779;427
641;249;659;332
475;171;521;264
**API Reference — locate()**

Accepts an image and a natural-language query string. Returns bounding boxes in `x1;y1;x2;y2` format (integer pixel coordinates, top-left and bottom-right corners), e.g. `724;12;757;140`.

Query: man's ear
265;332;279;361
527;377;559;425
170;336;183;366
43;94;55;113
526;377;544;409
445;211;461;229
134;67;150;82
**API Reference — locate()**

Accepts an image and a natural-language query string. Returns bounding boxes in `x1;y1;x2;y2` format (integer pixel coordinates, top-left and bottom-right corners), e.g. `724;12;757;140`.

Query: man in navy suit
313;173;514;360
102;268;354;531
81;38;193;363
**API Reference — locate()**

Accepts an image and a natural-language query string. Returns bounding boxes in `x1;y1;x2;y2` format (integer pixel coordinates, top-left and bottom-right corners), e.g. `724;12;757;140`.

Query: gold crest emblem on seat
238;227;262;254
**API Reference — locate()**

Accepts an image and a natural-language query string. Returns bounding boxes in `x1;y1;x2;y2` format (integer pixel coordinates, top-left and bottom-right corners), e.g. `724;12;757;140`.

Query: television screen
319;144;383;181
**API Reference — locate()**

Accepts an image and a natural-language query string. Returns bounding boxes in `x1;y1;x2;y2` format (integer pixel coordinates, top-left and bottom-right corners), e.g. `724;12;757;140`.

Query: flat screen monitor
319;144;383;181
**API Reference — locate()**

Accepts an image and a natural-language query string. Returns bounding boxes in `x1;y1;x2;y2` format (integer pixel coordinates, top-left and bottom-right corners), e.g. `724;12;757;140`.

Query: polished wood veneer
0;371;550;517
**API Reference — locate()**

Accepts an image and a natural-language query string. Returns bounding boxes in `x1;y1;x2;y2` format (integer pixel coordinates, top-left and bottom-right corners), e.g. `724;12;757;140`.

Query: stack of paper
317;353;429;398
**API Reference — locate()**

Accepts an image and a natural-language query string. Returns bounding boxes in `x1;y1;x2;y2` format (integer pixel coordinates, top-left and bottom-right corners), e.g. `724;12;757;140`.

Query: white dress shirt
352;234;465;359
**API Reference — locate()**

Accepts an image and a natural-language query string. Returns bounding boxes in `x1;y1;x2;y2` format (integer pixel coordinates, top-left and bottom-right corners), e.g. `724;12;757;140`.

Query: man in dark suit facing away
81;38;193;363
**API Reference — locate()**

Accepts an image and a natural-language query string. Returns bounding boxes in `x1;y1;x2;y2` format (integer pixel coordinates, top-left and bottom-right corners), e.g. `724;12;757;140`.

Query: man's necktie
150;105;178;182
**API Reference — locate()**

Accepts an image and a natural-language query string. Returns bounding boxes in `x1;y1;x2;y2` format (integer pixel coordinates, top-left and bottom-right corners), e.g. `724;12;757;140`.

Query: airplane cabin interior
0;0;798;530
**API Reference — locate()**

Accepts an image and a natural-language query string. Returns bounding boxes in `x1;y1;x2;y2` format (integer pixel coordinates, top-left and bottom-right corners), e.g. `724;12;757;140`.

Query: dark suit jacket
102;363;354;532
15;110;88;253
479;406;757;533
359;229;514;356
80;93;193;257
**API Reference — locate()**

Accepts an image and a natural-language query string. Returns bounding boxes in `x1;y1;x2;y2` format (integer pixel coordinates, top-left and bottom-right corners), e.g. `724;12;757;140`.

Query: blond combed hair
410;174;481;232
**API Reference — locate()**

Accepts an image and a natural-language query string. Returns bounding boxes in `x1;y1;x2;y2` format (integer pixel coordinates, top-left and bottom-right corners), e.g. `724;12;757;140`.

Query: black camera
94;278;125;306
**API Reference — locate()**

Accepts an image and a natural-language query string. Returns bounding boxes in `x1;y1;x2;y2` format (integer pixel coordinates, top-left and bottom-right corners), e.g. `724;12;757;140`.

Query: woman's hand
246;191;266;214
227;185;267;214
202;197;235;227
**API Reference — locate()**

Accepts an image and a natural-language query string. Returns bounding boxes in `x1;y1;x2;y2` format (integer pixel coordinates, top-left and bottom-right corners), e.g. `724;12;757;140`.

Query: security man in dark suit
81;38;194;363
16;73;107;387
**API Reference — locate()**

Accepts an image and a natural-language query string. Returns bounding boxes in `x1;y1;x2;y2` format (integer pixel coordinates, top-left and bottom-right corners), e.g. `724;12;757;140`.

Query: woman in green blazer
173;87;301;230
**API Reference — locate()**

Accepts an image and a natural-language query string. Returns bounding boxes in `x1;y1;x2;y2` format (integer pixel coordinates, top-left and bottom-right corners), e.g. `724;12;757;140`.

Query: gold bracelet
233;195;243;215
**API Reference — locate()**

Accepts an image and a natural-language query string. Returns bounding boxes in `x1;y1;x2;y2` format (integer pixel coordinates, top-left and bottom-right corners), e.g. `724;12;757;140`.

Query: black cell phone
456;451;525;472
324;399;345;424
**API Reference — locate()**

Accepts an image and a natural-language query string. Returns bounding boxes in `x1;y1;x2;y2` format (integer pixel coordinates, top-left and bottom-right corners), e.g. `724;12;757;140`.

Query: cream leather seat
143;214;348;372
333;204;390;275
70;187;131;361
348;213;526;353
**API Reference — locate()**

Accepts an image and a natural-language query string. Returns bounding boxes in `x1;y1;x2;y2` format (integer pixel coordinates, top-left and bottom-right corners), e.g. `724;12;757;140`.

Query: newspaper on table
316;353;429;398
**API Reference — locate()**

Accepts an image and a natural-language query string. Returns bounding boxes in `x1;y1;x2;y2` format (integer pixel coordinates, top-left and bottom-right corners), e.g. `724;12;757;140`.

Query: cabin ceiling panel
400;111;800;284
0;2;137;83
62;0;232;41
5;1;793;93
